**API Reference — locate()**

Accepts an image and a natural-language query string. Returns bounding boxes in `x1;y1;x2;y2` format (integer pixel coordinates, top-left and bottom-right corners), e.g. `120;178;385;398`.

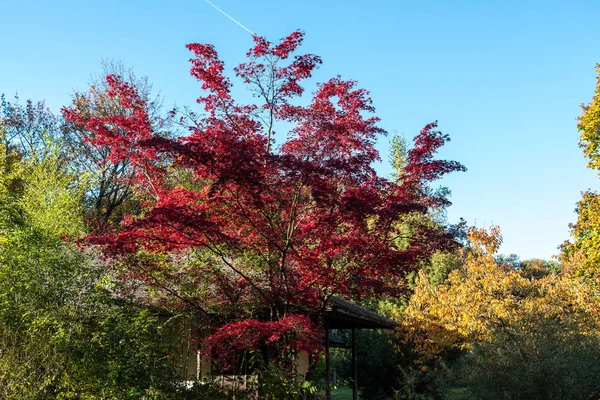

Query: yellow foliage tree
578;64;600;171
398;226;600;366
563;64;600;279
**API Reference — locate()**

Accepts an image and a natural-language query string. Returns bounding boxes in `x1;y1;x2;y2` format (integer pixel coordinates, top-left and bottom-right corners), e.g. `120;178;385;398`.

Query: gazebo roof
324;296;398;330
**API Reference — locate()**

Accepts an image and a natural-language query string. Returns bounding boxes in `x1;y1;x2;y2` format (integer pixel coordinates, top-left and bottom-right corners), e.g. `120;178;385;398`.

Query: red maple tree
63;31;465;365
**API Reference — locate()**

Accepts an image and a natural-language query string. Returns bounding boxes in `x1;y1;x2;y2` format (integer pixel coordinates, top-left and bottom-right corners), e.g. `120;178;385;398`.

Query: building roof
324;296;399;330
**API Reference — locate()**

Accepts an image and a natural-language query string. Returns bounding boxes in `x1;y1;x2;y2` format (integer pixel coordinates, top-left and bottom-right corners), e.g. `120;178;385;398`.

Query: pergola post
325;323;331;400
352;328;357;400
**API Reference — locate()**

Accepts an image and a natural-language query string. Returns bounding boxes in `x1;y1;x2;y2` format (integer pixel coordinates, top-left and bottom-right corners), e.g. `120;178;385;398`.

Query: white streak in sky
203;0;255;35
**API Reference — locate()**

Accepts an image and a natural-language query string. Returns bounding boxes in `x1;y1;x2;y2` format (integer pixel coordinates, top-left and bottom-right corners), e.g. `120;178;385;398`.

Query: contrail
203;0;255;35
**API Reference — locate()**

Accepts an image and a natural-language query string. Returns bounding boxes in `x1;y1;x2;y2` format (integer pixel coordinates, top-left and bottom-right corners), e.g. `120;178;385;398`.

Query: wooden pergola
323;297;399;400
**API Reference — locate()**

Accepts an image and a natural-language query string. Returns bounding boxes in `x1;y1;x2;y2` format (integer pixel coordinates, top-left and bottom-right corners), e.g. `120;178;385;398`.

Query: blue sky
2;0;600;259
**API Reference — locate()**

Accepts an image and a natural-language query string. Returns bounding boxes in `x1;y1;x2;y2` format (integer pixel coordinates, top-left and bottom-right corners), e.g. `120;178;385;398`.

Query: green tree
0;131;183;399
440;320;600;400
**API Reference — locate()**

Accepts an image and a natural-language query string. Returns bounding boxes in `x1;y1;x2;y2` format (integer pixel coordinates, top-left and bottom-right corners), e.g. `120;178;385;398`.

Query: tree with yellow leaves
563;64;600;280
399;227;600;399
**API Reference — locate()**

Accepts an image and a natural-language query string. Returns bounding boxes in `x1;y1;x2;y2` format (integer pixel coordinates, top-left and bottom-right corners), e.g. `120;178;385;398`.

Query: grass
321;386;359;400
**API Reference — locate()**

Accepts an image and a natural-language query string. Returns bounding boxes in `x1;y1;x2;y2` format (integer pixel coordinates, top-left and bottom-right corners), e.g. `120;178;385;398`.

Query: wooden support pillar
325;324;331;400
352;328;358;400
